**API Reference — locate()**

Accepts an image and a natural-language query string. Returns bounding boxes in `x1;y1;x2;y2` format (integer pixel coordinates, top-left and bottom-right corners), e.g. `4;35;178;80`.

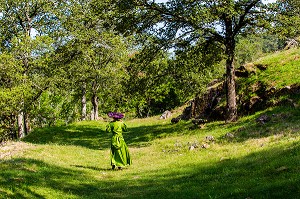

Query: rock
255;63;267;70
201;143;210;149
276;166;288;172
267;87;276;95
187;141;199;150
279;98;296;108
205;135;215;142
189;145;195;151
235;63;256;77
160;110;172;119
256;114;270;124
171;116;181;124
192;118;207;125
284;38;298;49
220;157;230;161
225;133;234;138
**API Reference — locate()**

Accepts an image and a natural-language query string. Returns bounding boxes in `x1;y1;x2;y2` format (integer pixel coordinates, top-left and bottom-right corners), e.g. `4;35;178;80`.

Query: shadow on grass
212;106;300;143
1;142;299;198
133;143;300;199
23;120;193;150
0;158;110;198
23;124;110;150
124;121;193;147
23;105;300;150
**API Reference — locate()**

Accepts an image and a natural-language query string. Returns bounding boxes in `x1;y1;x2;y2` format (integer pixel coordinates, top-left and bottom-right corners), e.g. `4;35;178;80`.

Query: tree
115;0;273;122
273;0;300;41
235;34;279;66
0;53;23;140
0;0;62;137
54;0;130;120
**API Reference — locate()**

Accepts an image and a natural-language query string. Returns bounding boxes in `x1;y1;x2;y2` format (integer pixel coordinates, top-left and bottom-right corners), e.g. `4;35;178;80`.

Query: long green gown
106;120;131;168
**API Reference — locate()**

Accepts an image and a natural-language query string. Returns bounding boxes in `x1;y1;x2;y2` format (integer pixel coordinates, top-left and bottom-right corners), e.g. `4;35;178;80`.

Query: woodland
0;0;300;142
1;1;300;198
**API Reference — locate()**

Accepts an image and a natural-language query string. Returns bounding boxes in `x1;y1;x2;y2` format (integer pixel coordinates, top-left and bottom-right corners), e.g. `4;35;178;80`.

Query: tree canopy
0;0;299;142
115;0;276;122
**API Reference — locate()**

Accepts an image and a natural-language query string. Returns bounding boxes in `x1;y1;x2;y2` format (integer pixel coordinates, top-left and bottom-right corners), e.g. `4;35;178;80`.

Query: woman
106;112;131;170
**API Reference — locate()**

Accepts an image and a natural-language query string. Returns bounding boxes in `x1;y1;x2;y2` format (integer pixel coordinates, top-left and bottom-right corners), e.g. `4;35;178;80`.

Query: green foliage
30;91;80;127
52;0;131;118
273;0;300;40
1;0;299;143
235;34;280;66
0;0;63;140
125;51;180;117
174;39;225;94
115;0;277;121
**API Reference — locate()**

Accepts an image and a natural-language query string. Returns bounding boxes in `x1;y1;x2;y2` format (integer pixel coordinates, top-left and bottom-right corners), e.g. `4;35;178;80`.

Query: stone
256;114;270;124
205;135;215;142
225;133;234;138
171;117;181;124
160;110;172;119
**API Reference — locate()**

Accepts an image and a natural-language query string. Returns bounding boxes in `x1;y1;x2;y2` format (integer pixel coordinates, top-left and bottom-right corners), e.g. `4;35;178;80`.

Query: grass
252;48;300;88
1;48;300;198
1;106;300;199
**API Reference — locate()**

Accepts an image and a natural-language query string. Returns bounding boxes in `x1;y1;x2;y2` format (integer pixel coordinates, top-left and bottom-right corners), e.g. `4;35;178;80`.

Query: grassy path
1;107;300;198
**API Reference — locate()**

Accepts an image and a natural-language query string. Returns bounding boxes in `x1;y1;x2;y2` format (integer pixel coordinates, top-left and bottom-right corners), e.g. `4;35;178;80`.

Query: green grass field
1;105;300;199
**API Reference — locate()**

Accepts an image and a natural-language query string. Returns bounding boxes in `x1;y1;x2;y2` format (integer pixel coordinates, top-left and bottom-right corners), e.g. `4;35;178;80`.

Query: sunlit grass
1;104;300;198
253;48;300;88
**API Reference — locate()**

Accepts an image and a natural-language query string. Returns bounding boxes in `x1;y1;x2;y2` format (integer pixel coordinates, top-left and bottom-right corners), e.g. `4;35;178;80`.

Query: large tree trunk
223;14;238;123
225;39;237;122
91;94;99;120
81;83;87;120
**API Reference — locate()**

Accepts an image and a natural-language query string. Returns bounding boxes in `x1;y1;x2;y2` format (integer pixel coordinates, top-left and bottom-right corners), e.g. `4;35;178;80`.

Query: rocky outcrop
235;63;257;77
172;79;226;122
173;78;300;122
240;83;300;115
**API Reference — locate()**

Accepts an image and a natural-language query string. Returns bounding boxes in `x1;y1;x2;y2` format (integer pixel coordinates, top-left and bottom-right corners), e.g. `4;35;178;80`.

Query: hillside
0;48;300;198
237;47;300;114
188;47;300;121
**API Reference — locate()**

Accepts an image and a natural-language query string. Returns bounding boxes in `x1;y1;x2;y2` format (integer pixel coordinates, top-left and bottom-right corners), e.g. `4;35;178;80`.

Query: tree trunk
91;94;98;120
225;39;237;122
223;13;238;123
24;112;30;135
81;83;87;120
18;112;25;139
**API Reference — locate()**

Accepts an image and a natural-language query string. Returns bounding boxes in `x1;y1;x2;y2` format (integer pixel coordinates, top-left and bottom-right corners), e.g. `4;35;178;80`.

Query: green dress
106;120;131;167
